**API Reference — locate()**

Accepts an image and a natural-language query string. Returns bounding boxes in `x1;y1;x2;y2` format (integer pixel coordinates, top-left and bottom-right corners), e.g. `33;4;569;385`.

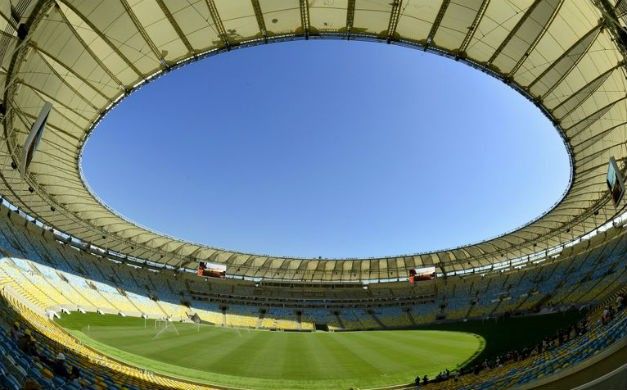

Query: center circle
82;40;570;259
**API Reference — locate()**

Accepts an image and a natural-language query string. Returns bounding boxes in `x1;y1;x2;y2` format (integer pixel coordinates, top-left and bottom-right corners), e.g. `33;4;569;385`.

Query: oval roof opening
82;40;570;259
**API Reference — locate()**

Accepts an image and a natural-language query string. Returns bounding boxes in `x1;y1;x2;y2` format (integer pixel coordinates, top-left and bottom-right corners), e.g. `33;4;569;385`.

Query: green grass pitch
55;310;582;389
56;313;482;389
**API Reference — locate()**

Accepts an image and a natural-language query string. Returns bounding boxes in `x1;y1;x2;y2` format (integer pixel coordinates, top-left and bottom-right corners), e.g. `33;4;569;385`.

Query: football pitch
56;313;482;389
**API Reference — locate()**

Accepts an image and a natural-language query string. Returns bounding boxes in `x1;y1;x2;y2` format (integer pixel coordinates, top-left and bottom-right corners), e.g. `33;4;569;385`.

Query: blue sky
82;40;570;259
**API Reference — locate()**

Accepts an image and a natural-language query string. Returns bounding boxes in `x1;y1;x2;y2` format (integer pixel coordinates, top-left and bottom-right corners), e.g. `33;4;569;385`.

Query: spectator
10;321;21;341
17;329;37;356
416;313;598;387
21;379;41;390
52;352;70;379
602;306;611;325
68;364;81;385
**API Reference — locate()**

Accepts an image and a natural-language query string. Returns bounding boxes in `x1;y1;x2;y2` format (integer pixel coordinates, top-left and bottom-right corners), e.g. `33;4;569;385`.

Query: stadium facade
0;1;625;389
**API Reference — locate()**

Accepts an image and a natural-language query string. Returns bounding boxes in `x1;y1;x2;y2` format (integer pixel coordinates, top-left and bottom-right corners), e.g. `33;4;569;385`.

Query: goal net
153;319;179;339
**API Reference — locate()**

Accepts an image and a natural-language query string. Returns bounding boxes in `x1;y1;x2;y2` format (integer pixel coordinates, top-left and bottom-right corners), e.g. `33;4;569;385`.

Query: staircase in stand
368;310;387;329
406;309;417;326
334;312;345;329
256;310;265;329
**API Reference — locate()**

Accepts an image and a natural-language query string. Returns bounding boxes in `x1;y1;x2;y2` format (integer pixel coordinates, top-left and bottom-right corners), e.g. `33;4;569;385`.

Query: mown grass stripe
57;312;482;389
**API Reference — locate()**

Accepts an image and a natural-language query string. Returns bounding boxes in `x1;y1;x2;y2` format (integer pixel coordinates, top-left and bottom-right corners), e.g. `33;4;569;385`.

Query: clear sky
82;40;570;259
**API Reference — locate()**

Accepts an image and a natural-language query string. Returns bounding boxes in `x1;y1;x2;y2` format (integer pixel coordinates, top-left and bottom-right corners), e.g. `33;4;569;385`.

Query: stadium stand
0;203;623;389
0;207;624;332
0;290;209;390
423;291;627;389
0;272;624;390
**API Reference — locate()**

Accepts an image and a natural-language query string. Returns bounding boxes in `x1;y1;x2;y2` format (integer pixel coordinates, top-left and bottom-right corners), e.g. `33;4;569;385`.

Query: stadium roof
0;0;626;281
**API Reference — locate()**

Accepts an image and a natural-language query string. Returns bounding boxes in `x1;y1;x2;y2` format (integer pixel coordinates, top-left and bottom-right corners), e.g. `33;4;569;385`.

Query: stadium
0;0;625;389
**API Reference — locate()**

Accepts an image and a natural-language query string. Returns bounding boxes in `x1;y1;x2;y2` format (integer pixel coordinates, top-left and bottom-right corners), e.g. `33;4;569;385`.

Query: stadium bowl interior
0;1;625;389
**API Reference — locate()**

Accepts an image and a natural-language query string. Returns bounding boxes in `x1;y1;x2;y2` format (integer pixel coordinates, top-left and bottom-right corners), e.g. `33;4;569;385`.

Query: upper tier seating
0;207;624;331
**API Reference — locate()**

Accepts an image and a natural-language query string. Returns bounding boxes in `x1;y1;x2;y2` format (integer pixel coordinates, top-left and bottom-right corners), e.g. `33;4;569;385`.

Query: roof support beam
565;96;626;140
177;258;194;269
577;160;616;178
26;101;85;139
16;109;80;147
165;242;187;255
119;0;167;68
0;28;15;40
225;253;240;266
506;0;564;77
299;0;310;39
120;231;154;242
28;171;82;188
151;240;179;252
204;0;230;49
576;143;626;167
55;0;142;77
34;46;110;103
18;53;99;118
138;235;168;247
569;181;607;197
250;0;267;41
386;0;403;43
80;216;123;224
551;64;618;120
156;0;194;54
345;0;356;39
53;3;124;88
528;25;601;99
40;170;81;190
426;0;450;46
488;0;562;73
458;0;490;55
208;252;222;262
101;222;142;232
17;80;91;123
573;122;626;152
488;2;541;64
0;8;17;31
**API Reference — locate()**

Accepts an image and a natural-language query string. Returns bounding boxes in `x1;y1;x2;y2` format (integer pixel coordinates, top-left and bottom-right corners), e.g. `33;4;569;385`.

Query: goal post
153;318;179;338
154;318;168;329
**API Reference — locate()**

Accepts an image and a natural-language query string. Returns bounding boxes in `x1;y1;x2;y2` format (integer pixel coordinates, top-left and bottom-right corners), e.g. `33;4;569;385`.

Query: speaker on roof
618;27;627;49
19;101;52;176
17;24;28;40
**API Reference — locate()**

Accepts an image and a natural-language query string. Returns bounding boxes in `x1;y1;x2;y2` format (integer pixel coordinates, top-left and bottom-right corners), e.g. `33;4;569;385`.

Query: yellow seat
41;368;54;379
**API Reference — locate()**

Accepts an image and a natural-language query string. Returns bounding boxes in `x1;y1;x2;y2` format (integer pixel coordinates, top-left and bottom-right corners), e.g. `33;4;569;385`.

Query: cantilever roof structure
0;0;626;281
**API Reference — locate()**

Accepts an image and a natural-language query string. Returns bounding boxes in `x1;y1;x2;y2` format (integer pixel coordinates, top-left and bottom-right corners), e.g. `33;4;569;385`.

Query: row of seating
0;290;209;389
425;291;627;389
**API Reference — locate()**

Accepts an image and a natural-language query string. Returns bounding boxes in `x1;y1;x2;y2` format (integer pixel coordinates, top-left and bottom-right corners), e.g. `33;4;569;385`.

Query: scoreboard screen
607;157;625;207
408;266;436;284
19;101;52;175
197;261;226;278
